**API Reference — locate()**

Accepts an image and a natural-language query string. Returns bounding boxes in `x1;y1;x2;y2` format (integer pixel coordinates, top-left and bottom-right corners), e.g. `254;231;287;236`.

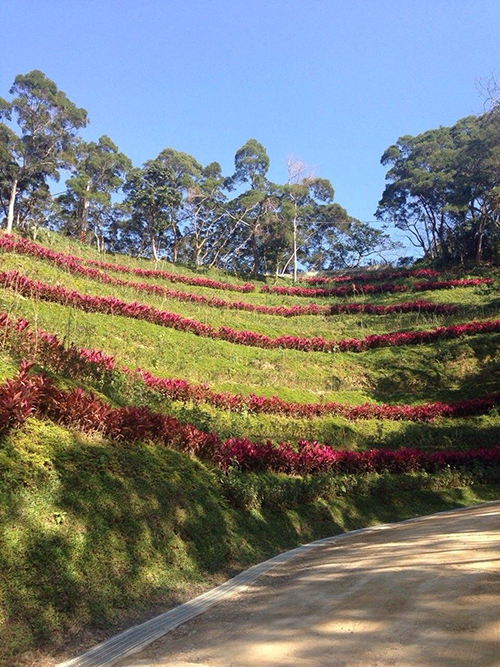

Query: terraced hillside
1;230;500;665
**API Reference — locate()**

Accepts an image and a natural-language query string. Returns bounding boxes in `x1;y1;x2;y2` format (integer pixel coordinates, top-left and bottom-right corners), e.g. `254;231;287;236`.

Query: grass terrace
1;230;499;665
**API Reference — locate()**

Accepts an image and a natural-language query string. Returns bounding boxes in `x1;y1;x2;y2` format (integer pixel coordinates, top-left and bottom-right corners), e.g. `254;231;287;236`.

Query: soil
119;503;500;667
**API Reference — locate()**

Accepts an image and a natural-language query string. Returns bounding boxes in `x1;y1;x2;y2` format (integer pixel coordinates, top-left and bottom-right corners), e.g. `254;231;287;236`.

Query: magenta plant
1;312;499;423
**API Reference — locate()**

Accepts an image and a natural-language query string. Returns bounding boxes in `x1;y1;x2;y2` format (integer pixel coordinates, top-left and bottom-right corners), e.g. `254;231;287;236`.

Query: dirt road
120;503;500;667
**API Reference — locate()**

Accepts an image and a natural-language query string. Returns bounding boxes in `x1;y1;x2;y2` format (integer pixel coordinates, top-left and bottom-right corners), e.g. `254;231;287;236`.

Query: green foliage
1;417;498;664
0;70;88;233
233;138;270;189
122;160;183;261
218;467;500;512
377;108;500;263
57;135;131;244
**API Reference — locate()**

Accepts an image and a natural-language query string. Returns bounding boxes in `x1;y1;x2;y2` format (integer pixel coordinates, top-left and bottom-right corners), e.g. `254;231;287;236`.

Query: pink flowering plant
1;270;498;354
1;312;499;423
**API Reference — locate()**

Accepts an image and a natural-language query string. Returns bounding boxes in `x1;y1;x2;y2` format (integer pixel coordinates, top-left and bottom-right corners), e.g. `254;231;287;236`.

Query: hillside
1;230;500;666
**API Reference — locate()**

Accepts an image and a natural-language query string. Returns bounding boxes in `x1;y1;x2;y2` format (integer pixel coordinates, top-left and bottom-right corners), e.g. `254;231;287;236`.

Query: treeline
376;106;500;264
0;70;391;277
1;70;499;274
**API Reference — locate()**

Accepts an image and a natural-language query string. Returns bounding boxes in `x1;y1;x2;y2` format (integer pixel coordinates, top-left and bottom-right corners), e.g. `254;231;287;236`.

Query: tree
279;158;334;280
183;161;229;269
450;110;500;261
230;139;273;276
0;70;88;233
376;127;456;260
477;73;500;110
58;135;131;246
122;160;182;261
302;203;392;270
155;148;202;262
377;110;500;263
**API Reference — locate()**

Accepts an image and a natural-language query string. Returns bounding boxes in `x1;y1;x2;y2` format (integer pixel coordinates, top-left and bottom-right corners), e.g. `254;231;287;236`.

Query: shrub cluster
219;467;500;511
2;312;498;424
1;365;499;477
263;277;493;298
0;363;215;455
3;270;498;354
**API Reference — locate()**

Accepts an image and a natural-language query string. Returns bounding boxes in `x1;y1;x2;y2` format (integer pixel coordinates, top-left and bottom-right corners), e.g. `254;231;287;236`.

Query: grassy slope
1;231;500;663
1;251;499;402
1;237;499;448
2;418;499;667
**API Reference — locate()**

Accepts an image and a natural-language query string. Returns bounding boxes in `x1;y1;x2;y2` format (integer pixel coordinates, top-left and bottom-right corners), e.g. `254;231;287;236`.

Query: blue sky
1;0;499;239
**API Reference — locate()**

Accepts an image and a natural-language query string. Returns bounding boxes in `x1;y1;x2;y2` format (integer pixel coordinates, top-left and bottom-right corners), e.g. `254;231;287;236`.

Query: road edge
56;499;500;667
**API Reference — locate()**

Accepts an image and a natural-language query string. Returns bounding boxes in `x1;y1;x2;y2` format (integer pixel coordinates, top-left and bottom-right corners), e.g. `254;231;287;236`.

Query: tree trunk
6;178;18;234
476;220;486;261
293;215;298;283
151;236;159;263
251;224;259;277
94;230;101;253
135;238;145;259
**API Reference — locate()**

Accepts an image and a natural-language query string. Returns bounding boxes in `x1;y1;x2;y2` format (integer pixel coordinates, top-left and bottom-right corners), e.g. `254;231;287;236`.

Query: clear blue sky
1;0;499;231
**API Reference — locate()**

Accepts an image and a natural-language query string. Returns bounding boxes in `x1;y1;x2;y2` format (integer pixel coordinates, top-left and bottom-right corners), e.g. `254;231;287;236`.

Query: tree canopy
376;108;500;263
0;70;423;276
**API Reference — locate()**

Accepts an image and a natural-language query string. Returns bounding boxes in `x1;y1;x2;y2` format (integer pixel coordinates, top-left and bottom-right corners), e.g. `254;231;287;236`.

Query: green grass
0;231;499;665
2;249;499;339
1;417;499;666
1;233;499;447
1;288;499;403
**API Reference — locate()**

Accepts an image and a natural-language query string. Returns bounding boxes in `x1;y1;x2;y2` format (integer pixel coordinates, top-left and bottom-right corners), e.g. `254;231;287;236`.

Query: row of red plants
2;233;492;307
0;232;457;318
301;268;441;285
3;269;499;354
84;257;255;292
263;277;494;298
2;363;499;476
0;233;255;293
2;312;499;423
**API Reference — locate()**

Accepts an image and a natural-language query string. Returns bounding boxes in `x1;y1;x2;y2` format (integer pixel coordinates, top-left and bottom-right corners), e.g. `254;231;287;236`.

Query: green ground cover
2;417;499;667
1;231;499;664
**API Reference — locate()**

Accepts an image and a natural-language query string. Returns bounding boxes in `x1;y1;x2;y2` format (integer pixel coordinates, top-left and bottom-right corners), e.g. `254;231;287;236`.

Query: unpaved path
120;504;500;667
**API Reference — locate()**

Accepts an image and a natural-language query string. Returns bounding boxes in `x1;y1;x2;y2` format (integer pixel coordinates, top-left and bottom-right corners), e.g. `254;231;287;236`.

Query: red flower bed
213;438;500;475
2;312;499;423
0;233;255;293
1;364;499;477
301;268;441;284
83;257;255;292
0;364;215;457
0;233;457;318
263;277;494;298
2;270;499;354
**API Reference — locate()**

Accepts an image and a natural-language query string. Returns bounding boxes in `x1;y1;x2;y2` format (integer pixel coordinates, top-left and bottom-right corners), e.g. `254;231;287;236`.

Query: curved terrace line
0;234;461;317
3;366;500;476
263;277;494;298
2;269;500;353
0;233;255;293
4;312;500;422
